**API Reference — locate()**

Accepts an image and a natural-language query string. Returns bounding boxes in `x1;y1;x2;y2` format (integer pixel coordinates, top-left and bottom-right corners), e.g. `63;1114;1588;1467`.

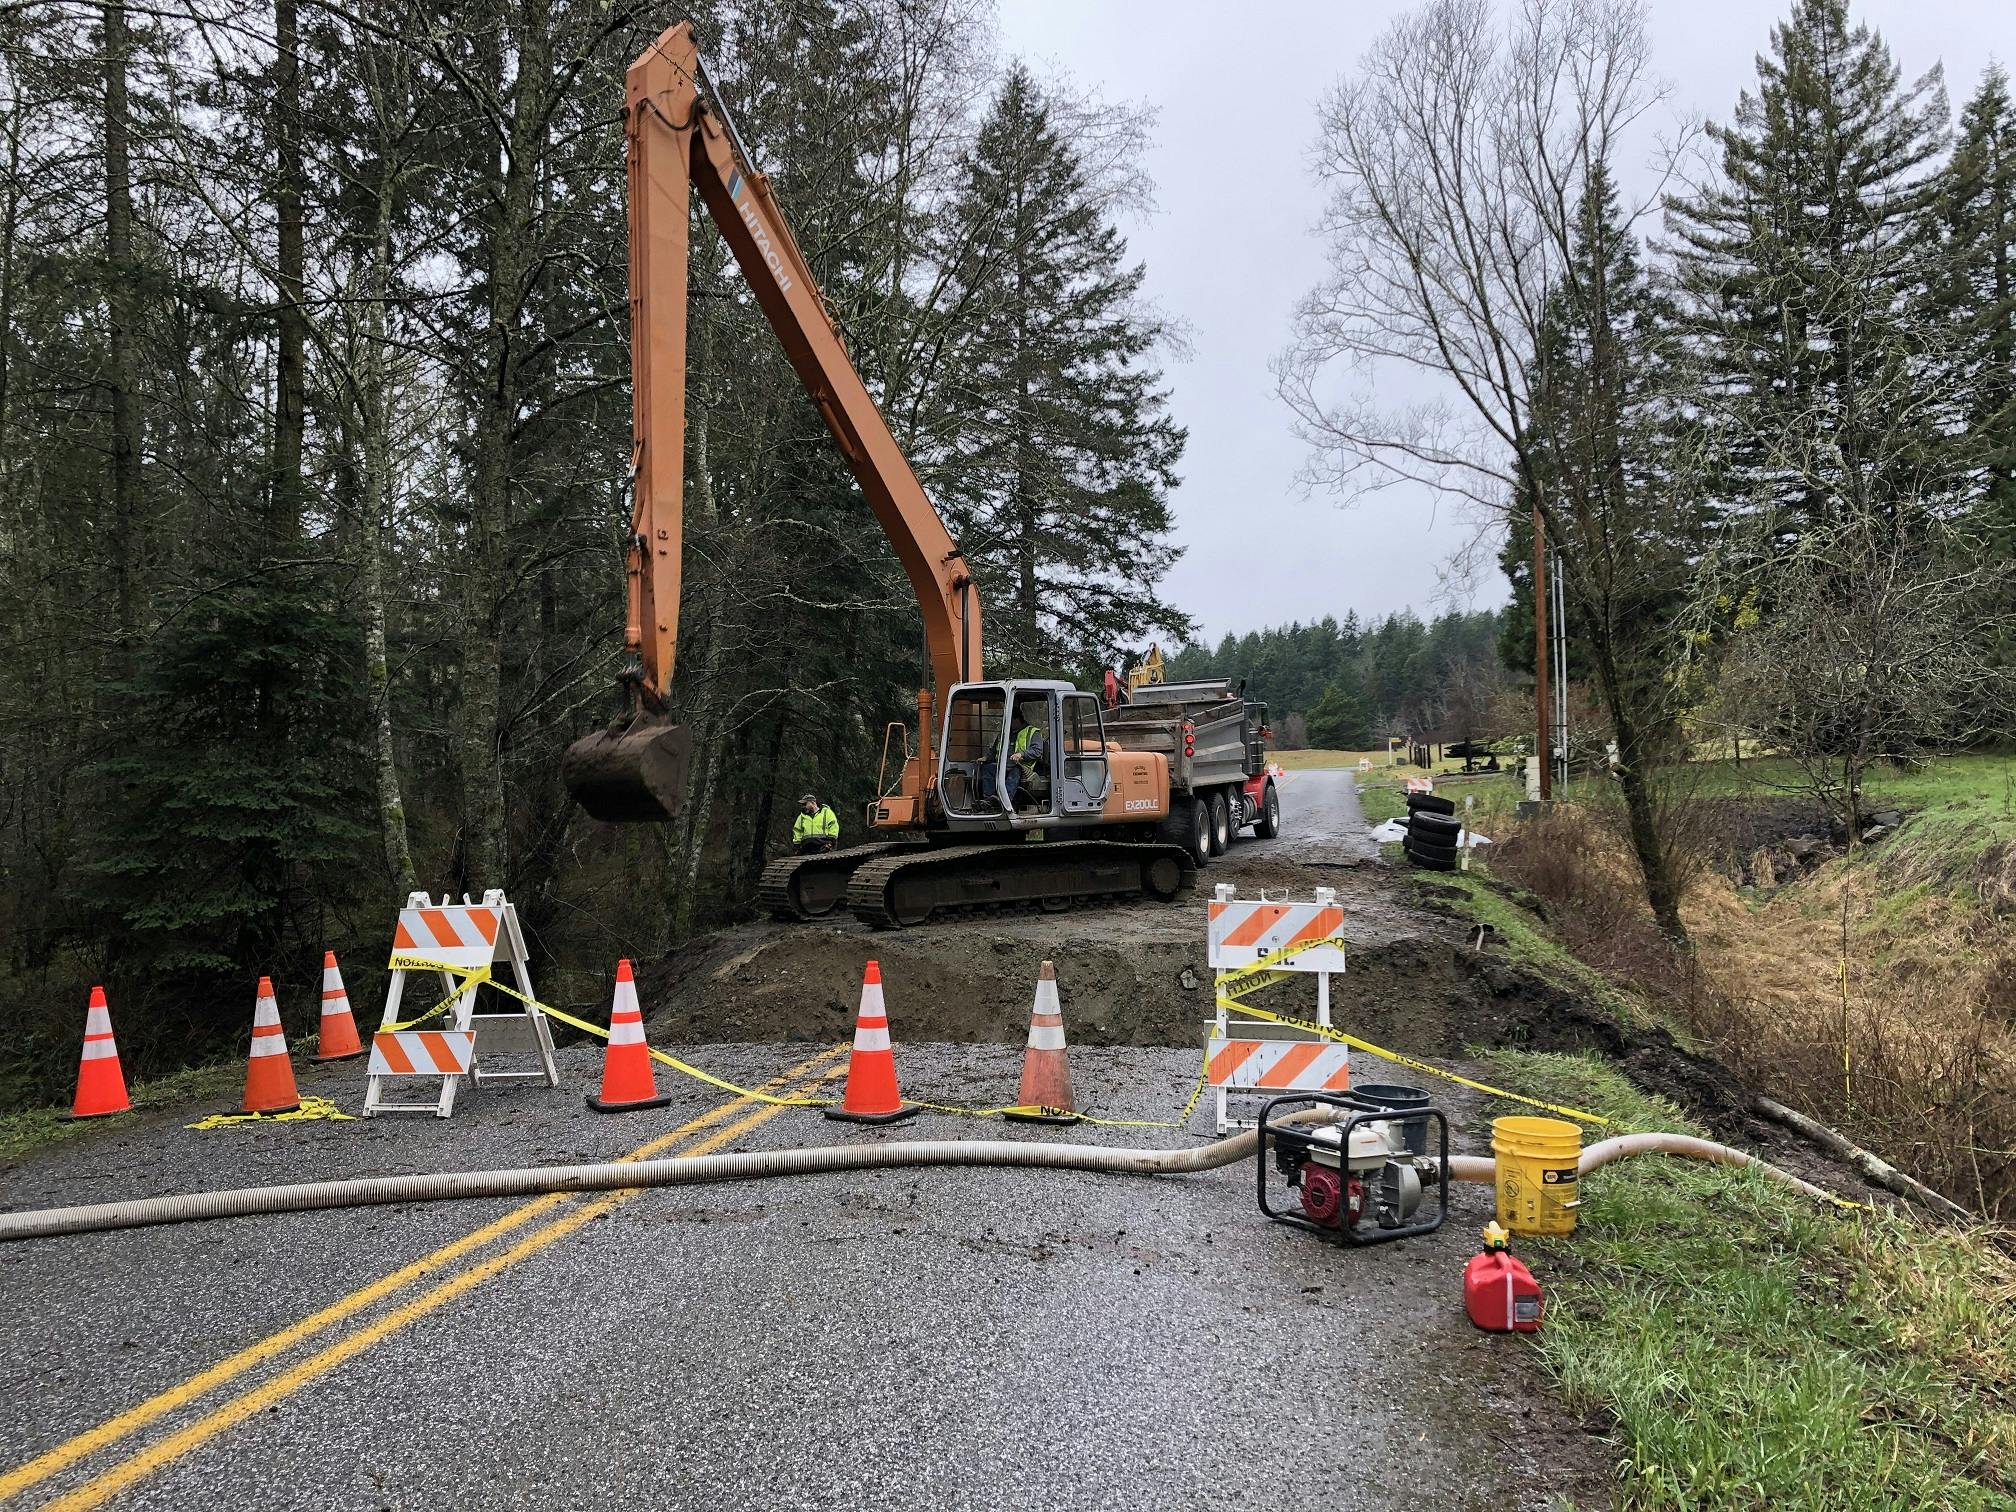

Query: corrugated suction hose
0;1121;1846;1242
1438;1132;1842;1205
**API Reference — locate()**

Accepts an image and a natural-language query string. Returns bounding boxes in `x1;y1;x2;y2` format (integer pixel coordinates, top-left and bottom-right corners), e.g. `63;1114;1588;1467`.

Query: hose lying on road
0;1117;1859;1241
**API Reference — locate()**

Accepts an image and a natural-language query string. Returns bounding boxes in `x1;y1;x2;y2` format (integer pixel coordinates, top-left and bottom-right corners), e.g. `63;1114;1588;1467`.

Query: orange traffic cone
242;976;302;1115
312;951;366;1062
70;986;132;1119
586;959;672;1113
1004;959;1080;1125
825;960;917;1125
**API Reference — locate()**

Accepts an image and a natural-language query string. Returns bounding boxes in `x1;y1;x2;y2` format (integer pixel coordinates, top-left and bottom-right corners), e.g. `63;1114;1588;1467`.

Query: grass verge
1476;1049;2016;1511
0;1058;241;1165
1353;772;1524;830
1411;867;1643;1023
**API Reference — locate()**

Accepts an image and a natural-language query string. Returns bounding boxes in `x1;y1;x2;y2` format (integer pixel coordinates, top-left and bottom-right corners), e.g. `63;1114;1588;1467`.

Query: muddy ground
637;768;1446;1049
636;768;1873;1192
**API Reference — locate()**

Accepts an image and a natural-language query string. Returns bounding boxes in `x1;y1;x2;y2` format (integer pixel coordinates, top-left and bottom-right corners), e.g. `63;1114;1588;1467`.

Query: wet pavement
0;765;1613;1511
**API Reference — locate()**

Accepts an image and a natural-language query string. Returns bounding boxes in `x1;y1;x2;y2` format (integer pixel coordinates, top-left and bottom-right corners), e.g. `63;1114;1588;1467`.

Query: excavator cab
936;681;1112;832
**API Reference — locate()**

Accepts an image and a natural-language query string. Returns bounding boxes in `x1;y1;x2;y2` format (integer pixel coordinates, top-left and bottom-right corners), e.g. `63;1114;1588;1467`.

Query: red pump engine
1259;1094;1447;1247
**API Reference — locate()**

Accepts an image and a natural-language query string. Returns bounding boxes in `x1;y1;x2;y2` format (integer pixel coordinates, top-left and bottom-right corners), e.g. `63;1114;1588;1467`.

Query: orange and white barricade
362;889;558;1118
1206;885;1350;1133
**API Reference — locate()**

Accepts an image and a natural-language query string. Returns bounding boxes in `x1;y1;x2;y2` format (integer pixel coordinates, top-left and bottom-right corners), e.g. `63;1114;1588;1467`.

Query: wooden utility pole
1532;501;1551;800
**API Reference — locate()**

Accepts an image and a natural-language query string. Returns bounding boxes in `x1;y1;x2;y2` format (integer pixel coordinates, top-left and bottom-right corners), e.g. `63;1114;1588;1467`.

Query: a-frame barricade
362;889;559;1118
1205;885;1351;1133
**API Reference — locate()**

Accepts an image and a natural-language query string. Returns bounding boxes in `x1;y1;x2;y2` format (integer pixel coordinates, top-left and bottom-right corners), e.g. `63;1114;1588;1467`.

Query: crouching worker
792;792;840;854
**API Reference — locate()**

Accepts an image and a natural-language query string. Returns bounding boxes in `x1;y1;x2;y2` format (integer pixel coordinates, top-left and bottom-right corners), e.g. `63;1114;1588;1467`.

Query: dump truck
1104;677;1281;862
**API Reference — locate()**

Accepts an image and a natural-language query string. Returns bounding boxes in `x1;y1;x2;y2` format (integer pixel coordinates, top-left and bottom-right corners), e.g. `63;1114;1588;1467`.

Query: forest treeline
0;0;1192;1098
1166;610;1507;751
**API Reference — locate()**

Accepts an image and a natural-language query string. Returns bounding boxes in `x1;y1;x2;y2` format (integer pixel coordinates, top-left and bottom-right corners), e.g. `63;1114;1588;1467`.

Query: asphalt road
1;770;1609;1511
1260;762;1380;865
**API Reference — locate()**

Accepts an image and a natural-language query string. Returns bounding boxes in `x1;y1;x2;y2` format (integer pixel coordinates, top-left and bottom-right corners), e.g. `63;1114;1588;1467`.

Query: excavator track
758;842;915;921
844;840;1197;930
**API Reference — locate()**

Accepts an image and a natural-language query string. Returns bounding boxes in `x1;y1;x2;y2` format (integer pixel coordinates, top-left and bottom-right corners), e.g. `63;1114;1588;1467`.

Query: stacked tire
1403;793;1461;872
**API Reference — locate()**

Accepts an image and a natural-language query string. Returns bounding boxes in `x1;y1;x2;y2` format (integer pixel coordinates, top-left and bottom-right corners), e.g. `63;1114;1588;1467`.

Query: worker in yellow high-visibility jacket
792;792;840;854
1005;704;1049;811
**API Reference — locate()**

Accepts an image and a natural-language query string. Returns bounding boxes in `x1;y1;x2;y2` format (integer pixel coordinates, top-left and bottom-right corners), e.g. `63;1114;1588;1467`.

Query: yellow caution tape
378;960;492;1032
1213;993;1613;1128
187;1095;355;1131
389;957;1212;1130
1211;934;1617;1128
530;992;831;1110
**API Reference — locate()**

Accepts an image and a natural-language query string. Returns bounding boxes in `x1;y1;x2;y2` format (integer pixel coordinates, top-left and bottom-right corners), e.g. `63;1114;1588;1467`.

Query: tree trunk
457;0;550;890
359;164;416;897
102;0;142;664
269;0;305;546
1592;634;1687;942
0;81;19;468
674;300;725;938
743;715;789;887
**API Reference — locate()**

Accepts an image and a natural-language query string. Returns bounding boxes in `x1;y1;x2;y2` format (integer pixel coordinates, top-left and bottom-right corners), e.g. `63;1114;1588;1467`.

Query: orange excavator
562;23;1280;926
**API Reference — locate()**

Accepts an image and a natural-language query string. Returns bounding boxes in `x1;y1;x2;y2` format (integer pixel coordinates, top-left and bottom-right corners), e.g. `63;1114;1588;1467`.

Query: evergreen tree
1306;676;1374;751
1530;160;1702;936
1666;0;1949;531
1169;609;1501;743
91;562;370;1057
931;65;1190;673
1942;64;2016;537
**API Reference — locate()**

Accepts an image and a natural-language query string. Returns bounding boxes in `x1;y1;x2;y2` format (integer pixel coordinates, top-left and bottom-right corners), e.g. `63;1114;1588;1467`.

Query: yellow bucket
1492;1116;1583;1236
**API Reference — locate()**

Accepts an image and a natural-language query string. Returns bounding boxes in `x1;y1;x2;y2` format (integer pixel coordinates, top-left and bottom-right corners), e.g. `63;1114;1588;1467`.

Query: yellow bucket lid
1492;1115;1582;1146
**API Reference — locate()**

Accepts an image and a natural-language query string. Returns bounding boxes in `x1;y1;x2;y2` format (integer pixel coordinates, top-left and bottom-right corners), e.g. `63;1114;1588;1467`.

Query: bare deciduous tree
1706;511;2016;840
1276;0;1701;937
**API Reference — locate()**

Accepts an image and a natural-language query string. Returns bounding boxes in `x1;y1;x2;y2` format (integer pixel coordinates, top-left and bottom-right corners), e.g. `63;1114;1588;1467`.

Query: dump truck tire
1253;781;1281;839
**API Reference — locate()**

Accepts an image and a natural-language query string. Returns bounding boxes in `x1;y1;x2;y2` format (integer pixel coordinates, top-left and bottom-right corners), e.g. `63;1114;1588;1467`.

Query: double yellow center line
5;1045;849;1510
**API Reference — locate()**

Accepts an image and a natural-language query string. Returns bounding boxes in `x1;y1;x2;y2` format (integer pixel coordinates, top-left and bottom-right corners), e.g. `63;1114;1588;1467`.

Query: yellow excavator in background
1126;646;1167;696
561;23;1280;927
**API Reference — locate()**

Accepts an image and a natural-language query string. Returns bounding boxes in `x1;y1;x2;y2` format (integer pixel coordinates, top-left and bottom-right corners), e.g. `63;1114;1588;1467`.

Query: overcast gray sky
993;0;2012;647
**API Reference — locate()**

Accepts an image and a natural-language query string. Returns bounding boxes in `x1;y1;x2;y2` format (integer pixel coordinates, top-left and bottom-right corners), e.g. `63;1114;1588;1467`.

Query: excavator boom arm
623;23;979;710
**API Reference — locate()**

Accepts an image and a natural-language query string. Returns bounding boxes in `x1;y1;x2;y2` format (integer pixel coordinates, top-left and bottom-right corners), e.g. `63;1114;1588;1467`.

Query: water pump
1257;1092;1449;1245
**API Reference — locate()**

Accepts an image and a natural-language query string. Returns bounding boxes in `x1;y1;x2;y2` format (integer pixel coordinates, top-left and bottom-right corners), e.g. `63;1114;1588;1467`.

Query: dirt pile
633;882;1765;1144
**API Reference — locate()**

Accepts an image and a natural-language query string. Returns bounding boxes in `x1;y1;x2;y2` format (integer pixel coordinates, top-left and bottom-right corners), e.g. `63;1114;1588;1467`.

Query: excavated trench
630;771;1793;1155
635;869;1764;1144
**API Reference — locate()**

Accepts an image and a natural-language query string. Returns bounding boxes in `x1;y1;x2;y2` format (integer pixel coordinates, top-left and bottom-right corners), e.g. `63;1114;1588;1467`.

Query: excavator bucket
561;721;693;823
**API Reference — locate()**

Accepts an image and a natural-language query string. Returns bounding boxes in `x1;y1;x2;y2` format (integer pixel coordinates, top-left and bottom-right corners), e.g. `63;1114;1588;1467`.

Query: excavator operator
1006;702;1050;811
792;793;840;854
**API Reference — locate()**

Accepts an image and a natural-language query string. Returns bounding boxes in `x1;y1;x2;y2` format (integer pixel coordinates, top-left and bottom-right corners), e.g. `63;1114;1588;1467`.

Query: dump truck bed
1103;679;1267;792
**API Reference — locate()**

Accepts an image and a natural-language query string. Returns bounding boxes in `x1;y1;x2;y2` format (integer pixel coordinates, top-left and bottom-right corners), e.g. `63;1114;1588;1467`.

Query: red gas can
1464;1222;1542;1333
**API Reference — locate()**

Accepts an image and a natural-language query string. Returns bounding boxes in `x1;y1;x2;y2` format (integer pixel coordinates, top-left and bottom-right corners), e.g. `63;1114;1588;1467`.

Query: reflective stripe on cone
826;960;917;1125
1005;960;1079;1125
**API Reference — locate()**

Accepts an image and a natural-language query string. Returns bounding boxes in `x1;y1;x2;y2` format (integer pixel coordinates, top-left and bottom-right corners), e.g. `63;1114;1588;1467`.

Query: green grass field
1686;750;2016;811
1478;1051;2016;1511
